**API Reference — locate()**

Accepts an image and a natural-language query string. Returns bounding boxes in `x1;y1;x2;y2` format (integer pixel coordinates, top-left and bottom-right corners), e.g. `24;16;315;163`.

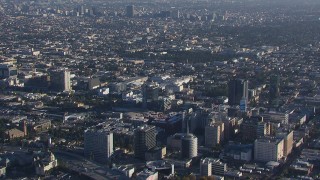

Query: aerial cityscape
0;0;320;179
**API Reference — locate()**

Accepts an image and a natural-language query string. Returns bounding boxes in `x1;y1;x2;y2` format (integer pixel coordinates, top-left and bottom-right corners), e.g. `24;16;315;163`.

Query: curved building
181;134;198;159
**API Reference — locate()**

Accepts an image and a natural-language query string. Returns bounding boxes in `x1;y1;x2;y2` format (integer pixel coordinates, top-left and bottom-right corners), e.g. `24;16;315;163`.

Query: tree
199;177;207;180
182;176;190;180
188;174;196;180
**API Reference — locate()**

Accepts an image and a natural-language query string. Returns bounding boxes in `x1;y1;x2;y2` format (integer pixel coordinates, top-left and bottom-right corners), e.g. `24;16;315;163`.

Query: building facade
134;125;156;159
269;75;280;109
50;70;71;92
200;158;227;176
84;129;114;163
254;137;284;162
205;122;224;148
181;134;198;159
228;79;248;106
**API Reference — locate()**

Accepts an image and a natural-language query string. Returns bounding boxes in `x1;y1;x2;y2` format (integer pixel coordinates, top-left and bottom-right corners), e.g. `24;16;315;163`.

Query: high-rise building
240;97;248;112
134;125;156;159
50;70;71;92
205;122;224;148
257;121;269;138
166;133;183;151
276;131;293;157
182;111;188;134
126;5;135;18
269;75;280;109
171;9;180;19
200;158;212;176
240;116;265;142
228;79;248;106
222;117;237;141
254;137;284;162
181;133;198;159
84;128;113;163
142;82;159;109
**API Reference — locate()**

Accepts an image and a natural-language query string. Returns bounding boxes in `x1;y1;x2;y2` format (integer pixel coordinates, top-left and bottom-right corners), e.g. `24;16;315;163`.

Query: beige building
276;131;293;157
34;152;58;176
33;120;51;133
254;137;284;162
5;128;25;140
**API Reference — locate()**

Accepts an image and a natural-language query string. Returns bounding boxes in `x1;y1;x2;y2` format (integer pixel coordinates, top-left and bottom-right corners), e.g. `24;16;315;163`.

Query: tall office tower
80;5;85;15
182;111;187;133
126;5;135;18
240;96;247;112
276;131;293;157
222;117;236;141
142;82;159;109
63;70;71;91
134;125;156;159
84;129;113;163
205;122;224;148
240;115;264;142
269;74;280;109
171;9;180;19
50;70;71;92
228;79;248;106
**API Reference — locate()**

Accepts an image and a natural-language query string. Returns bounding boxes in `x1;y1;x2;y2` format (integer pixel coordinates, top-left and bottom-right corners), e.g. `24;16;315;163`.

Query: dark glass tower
228;79;248;106
126;5;135;18
269;75;280;109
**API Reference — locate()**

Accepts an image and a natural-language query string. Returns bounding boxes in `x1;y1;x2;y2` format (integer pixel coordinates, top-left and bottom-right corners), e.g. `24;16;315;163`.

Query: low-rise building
33;120;51;133
289;159;313;176
34;152;58;176
200;158;227;176
136;169;158;180
5;128;25;140
113;166;135;178
223;144;253;162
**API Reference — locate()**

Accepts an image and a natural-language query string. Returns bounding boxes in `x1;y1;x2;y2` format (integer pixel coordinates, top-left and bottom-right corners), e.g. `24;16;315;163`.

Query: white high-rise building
254;137;284;162
84;128;113;163
63;70;71;91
